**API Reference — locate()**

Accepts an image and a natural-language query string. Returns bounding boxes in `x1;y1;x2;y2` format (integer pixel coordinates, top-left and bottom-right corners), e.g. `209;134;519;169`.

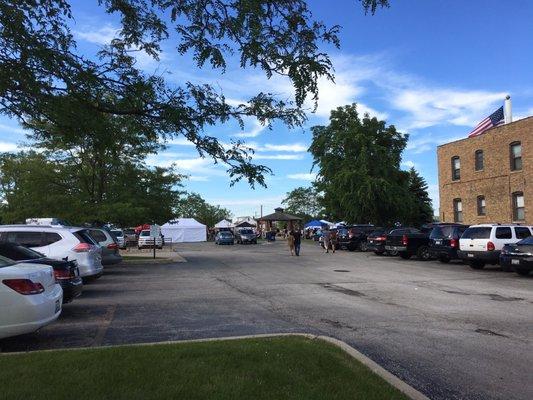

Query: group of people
286;229;302;256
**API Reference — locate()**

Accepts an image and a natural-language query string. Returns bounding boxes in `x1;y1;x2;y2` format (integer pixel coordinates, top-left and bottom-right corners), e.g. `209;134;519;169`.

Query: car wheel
515;268;530;276
360;242;368;252
138;247;141;250
387;250;399;257
374;250;384;256
417;246;431;261
399;252;411;260
439;256;451;264
469;260;485;270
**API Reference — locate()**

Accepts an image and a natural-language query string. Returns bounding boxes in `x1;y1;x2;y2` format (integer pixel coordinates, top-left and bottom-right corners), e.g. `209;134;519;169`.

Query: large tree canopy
175;193;232;227
282;186;324;221
309;103;432;226
0;0;389;187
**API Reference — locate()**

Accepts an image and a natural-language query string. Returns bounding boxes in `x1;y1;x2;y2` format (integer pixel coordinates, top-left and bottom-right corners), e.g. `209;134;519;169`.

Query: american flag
468;106;505;137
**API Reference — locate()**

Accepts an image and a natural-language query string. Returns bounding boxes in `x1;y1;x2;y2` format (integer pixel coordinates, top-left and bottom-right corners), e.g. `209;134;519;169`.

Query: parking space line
92;304;117;347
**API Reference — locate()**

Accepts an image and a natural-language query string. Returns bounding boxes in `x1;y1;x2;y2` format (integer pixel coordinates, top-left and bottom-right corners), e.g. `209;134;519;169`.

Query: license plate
467;253;474;258
435;240;442;245
55;299;61;313
511;259;520;265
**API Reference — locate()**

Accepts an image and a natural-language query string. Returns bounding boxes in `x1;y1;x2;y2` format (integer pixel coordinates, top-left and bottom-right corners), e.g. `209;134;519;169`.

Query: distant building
437;117;531;224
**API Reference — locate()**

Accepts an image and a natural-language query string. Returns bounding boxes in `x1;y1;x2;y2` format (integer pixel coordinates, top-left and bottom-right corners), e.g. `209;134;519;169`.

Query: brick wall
437;117;532;224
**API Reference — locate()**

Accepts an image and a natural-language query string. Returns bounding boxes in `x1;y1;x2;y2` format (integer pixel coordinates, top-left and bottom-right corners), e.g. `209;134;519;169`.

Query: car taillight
54;269;74;281
487;241;495;251
450;238;458;248
107;243;118;250
402;235;408;246
2;279;44;295
73;243;91;252
376;236;386;241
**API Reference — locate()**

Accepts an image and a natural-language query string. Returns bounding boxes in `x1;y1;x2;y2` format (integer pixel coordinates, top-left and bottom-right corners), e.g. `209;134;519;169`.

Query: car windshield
240;229;253;234
517;236;533;245
220;232;232;237
0;255;15;268
0;243;45;261
110;230;123;237
462;227;492;239
140;231;150;237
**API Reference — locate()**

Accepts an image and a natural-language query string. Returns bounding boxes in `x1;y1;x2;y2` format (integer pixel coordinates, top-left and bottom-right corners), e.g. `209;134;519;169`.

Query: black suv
428;224;469;263
337;225;376;251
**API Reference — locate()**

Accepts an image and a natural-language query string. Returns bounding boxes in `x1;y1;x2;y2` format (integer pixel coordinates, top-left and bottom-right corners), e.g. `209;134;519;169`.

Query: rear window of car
462;227;492;239
140;231;150;237
90;230;108;243
0;243;44;260
430;226;462;239
368;229;386;237
110;230;123;237
73;230;97;245
240;229;254;234
43;232;62;245
220;232;233;237
3;231;43;247
515;227;532;239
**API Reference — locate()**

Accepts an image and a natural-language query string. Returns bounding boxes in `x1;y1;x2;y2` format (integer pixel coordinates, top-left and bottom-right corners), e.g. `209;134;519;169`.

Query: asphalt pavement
1;240;532;400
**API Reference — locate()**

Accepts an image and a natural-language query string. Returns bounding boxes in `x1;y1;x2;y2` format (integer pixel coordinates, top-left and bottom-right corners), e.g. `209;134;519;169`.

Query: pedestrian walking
330;229;337;253
287;232;295;256
292;229;302;256
322;228;331;253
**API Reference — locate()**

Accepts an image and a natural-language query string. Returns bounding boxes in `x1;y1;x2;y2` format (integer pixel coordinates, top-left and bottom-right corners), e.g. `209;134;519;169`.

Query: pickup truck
385;225;435;260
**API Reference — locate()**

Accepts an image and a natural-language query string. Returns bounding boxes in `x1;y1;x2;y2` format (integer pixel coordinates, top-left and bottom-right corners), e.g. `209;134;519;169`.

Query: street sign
149;224;161;237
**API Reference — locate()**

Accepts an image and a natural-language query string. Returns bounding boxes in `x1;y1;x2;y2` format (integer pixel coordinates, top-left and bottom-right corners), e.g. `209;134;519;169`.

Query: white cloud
259;143;308;152
0;123;25;135
0;142;19;152
287;173;316;181
166;137;196;146
74;25;118;45
233;118;267;138
253;154;304;160
406;134;465;154
401;160;417;169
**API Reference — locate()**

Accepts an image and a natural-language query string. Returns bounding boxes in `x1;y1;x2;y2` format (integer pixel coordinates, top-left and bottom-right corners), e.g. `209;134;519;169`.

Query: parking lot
1;240;531;400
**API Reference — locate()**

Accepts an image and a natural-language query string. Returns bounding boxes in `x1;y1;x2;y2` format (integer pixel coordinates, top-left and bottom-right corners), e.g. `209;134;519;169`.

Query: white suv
0;225;103;279
458;224;533;269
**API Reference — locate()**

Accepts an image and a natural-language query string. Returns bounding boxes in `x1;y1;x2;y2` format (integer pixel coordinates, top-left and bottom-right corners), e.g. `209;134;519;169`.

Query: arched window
477;195;486;216
474;150;484;171
510;142;522;171
512;192;525;221
451;156;460;181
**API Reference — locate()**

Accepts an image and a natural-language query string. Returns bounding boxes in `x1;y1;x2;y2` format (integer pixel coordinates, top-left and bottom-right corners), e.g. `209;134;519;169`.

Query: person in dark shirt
292;230;302;256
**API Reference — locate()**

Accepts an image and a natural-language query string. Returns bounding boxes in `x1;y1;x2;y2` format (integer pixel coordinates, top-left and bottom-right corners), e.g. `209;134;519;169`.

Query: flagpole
504;95;512;124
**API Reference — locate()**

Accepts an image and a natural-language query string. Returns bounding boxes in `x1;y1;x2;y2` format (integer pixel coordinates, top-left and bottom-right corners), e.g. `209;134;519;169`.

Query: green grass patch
0;336;408;400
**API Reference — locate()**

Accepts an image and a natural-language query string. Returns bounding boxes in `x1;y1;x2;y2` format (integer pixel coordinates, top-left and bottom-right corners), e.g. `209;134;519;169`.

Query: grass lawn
0;336;409;400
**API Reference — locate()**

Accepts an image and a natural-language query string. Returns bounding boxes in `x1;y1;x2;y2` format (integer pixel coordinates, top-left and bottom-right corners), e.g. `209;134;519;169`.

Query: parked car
0;225;103;280
0;242;82;303
110;229;127;250
88;228;122;265
137;230;163;249
123;228;137;245
428;224;469;263
215;231;235;245
337;225;376;251
500;236;533;276
366;228;397;255
458;224;533;269
235;229;257;244
385;225;435;260
0;255;63;339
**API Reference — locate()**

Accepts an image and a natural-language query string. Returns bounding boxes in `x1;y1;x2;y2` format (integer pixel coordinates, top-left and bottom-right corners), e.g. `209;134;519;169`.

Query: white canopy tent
214;219;234;229
161;218;207;243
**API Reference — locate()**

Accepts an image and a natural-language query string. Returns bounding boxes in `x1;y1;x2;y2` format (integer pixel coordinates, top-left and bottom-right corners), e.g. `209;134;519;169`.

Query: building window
453;198;463;222
512;192;525;221
474;150;484;171
451;156;460;180
477;196;486;216
510;142;522;171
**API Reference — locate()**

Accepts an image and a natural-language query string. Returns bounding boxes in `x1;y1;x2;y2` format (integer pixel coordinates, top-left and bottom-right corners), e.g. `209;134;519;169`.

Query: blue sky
1;0;532;218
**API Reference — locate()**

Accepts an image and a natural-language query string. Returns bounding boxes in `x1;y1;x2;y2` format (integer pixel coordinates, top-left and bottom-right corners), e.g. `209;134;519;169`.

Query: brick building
437;116;532;224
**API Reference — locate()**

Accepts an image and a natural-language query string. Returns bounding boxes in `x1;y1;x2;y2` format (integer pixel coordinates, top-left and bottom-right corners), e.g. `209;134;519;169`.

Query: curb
0;333;428;400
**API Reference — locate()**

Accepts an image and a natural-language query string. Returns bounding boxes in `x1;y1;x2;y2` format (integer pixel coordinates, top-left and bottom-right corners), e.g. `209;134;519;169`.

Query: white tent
161;218;207;243
214;219;234;229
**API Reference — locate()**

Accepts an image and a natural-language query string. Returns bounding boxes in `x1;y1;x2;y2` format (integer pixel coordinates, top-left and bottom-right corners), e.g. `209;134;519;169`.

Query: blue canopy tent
305;220;327;229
